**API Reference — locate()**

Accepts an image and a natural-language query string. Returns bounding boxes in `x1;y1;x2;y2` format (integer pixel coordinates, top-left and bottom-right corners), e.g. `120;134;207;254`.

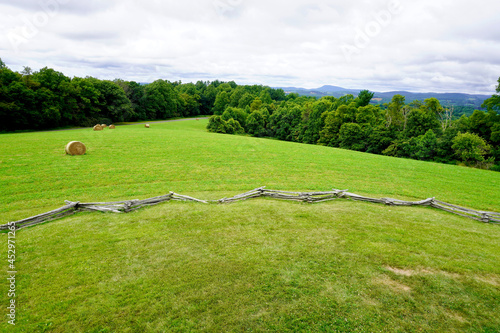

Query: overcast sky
1;0;499;94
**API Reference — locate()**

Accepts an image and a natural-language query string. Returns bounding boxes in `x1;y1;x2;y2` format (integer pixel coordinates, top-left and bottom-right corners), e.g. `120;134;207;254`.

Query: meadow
1;119;499;332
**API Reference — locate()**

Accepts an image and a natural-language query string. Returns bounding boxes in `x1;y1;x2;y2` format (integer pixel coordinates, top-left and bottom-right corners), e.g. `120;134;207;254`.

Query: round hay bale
101;124;107;128
109;124;115;129
145;124;150;128
93;125;103;131
65;141;86;155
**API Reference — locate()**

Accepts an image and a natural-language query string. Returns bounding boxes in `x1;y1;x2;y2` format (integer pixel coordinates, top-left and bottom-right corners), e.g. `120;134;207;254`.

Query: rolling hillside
1;119;499;332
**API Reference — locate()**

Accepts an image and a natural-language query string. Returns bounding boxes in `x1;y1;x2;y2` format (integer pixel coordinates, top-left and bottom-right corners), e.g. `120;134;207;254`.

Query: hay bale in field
65;141;86;155
109;125;115;129
101;124;107;128
93;124;103;131
145;124;150;128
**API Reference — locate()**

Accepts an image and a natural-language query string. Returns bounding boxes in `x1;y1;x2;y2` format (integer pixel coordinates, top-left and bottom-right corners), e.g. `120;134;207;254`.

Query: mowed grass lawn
1;119;499;332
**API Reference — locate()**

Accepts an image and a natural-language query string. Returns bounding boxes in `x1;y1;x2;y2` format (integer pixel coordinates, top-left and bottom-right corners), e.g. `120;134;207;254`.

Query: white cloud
0;0;499;94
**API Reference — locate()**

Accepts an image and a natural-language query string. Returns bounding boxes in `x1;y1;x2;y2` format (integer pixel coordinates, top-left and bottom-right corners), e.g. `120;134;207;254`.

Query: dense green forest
0;58;499;171
207;82;500;172
0;59;220;130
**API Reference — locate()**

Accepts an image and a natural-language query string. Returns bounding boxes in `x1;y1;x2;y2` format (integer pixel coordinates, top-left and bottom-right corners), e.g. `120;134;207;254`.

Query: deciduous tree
452;132;491;165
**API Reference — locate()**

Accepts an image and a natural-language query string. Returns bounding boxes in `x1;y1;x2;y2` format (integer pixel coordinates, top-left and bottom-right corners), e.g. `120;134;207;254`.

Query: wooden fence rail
1;187;499;230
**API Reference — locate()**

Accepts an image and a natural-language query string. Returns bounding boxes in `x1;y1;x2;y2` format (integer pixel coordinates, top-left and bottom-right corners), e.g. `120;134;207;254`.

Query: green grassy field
1;119;499;332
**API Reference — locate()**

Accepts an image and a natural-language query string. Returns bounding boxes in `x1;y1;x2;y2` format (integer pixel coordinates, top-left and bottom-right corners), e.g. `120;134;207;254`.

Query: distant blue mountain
315;85;352;93
279;85;359;95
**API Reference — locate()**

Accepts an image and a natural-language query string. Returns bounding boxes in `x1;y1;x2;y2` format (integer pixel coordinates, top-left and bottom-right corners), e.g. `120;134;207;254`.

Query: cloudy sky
1;0;499;94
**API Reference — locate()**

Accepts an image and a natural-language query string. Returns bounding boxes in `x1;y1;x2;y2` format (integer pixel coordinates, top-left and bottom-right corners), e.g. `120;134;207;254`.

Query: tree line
1;59;499;171
0;59;226;131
